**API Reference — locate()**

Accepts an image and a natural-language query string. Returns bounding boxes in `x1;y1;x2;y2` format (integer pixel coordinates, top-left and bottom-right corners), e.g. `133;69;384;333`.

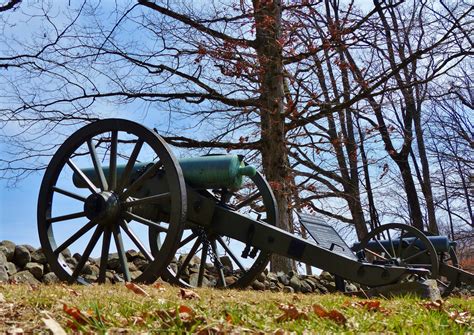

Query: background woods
1;0;473;272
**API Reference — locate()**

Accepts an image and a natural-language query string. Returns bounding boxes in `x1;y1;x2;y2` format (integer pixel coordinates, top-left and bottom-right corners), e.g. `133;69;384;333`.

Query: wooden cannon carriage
37;119;473;295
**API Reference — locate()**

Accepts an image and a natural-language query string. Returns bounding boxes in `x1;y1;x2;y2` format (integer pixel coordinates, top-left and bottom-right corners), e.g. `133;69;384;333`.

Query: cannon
37;119;474;293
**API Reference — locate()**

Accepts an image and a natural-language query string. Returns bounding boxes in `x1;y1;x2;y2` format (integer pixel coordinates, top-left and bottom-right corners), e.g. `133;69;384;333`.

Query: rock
277;271;290;286
283;286;295;293
126;250;142;261
266;272;278;283
0;240;16;261
31;249;47;264
72;253;82;263
364;279;441;300
5;262;17;276
106;253;121;271
0;251;7;265
43;272;60;284
189;273;211;287
256;272;266;282
345;282;358;293
23;245;36;253
219;255;233;271
300;279;313;293
289;276;302;292
82;264;99;276
313;280;330;294
251;280;266;291
225;276;237;286
133;258;149;271
130;271;143;281
179;254;201;267
10;270;41;285
61;248;72;259
0;266;8;282
319;271;334;281
127;262;138;272
25;262;44;280
14;245;31;267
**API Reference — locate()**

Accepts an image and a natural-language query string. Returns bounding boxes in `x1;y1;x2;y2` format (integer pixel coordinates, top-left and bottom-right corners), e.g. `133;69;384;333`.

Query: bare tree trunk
253;0;294;273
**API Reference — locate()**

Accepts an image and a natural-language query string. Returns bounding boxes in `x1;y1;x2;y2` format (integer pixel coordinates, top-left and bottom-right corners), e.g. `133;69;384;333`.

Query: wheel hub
84;191;120;223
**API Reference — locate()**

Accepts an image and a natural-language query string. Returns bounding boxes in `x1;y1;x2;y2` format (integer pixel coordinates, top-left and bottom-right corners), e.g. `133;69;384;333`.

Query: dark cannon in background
37;119;474;296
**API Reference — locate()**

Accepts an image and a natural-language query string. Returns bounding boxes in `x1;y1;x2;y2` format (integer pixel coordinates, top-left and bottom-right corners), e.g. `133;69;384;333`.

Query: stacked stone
2;240;472;296
0;240;58;285
0;240;148;285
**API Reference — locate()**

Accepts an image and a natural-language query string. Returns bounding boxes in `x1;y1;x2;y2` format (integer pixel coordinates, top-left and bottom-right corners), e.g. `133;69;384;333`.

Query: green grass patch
1;283;472;333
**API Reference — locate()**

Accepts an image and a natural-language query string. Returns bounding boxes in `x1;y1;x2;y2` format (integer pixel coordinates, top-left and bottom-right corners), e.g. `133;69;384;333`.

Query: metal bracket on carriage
241;224;256;259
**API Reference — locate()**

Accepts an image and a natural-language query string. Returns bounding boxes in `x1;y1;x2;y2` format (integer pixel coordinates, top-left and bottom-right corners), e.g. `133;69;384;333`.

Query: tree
1;0;473;272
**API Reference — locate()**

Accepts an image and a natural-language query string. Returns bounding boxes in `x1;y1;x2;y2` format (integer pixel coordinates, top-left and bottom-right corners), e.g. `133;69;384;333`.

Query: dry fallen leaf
276;303;308;322
448;310;472;325
312;304;347;325
0;293;5;303
180;288;201;300
419;300;444;311
42;313;67;335
125;282;149;296
344;300;391;314
63;304;91;329
153;283;166;292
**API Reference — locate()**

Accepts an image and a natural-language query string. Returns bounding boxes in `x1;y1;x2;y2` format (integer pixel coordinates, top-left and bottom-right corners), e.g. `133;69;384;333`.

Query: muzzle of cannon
37;118;474;295
72;154;257;191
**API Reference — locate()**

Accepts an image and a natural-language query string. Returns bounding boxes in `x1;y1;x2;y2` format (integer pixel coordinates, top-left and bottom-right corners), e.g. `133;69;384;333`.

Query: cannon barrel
72;154;257;190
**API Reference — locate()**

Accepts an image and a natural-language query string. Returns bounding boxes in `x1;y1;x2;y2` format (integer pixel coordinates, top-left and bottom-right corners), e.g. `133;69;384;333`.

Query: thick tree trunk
395;158;424;231
253;0;294;273
413;111;439;234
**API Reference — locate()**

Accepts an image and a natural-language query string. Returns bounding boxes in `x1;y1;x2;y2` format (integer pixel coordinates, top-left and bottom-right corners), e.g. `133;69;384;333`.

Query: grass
1;282;472;334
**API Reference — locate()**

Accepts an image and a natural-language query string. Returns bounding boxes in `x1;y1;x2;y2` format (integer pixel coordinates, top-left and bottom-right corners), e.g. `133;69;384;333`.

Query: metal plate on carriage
298;213;357;260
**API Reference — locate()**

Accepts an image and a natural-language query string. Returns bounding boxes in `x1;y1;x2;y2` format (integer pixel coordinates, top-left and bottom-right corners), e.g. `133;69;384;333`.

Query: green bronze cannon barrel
72;154;256;190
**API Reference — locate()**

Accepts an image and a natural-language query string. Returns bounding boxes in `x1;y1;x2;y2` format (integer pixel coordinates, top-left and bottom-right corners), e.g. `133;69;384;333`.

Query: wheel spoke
47;211;86;224
403;249;428;263
120;161;162;199
53;186;86;202
175;237;202;279
397;229;404;258
179;233;198;248
123;211;168;232
386;229;396;258
235;192;261;210
98;226;112;283
54;220;97;256
197;243;208;287
67;159;98;194
436;279;449;288
363;247;389;261
211;240;226;287
113;225;131;281
117;139;144;192
109;130;118;190
373;238;392;259
87;139;108;191
119;220;154;262
217;236;245;272
400;237;419;259
71;225;104;281
124;193;170;208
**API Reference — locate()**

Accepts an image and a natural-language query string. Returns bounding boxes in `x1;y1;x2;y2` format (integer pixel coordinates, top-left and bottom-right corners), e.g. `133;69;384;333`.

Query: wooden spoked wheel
355;223;439;279
37;119;186;284
159;169;278;288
